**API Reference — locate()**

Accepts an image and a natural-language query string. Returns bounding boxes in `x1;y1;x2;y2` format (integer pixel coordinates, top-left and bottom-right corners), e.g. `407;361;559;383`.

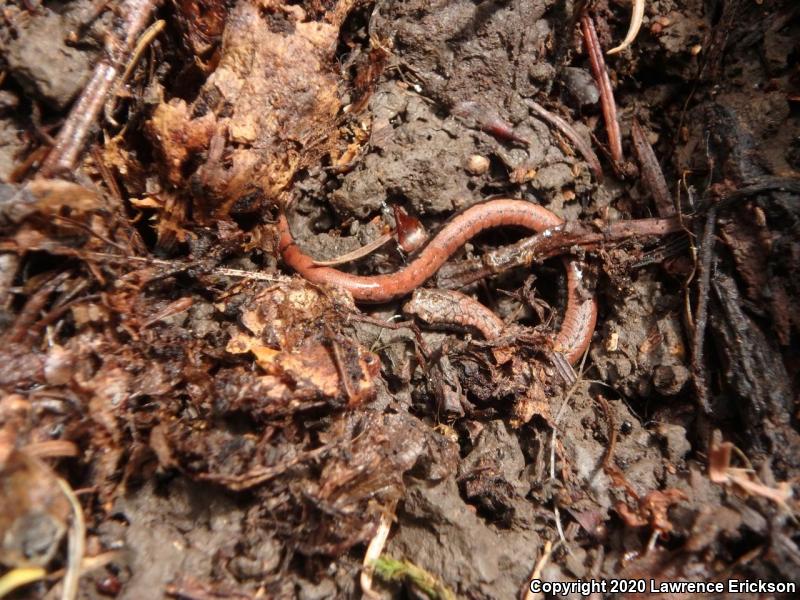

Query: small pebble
465;154;490;175
653;364;690;395
561;66;600;107
605;331;619;352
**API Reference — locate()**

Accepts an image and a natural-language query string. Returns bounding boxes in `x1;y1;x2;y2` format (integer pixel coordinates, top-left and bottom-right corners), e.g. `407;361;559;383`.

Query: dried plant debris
0;447;70;569
146;1;346;220
227;281;380;411
0;179;102;225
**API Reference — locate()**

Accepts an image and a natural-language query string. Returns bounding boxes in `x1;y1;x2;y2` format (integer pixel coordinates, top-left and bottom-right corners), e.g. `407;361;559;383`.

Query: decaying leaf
0;179;101;224
230;280;380;408
173;0;229;58
708;434;794;511
616;488;689;534
0;448;70;568
146;0;346;220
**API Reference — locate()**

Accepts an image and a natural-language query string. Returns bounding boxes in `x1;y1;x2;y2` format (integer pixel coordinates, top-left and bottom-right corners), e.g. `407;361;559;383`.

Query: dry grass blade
522;540;553;600
54;476;86;600
0;567;47;598
607;0;646;55
312;232;394;266
361;506;395;599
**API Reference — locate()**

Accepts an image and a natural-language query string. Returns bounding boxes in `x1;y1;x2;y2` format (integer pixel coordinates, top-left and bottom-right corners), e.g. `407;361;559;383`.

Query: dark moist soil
1;0;799;599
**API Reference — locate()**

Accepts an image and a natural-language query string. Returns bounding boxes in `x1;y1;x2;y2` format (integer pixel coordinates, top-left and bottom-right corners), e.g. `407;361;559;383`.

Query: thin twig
51;215;130;253
629;234;688;268
550;351;577;385
598;396;618;472
597;395;639;501
581;14;624;166
90;145;122;202
0;241;293;283
5;271;72;344
526;99;603;182
631;118;675;217
45;551;125;582
713;176;800;211
326;325;358;406
104;19;166;125
691;206;717;414
40;0;162;176
435;216;683;289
